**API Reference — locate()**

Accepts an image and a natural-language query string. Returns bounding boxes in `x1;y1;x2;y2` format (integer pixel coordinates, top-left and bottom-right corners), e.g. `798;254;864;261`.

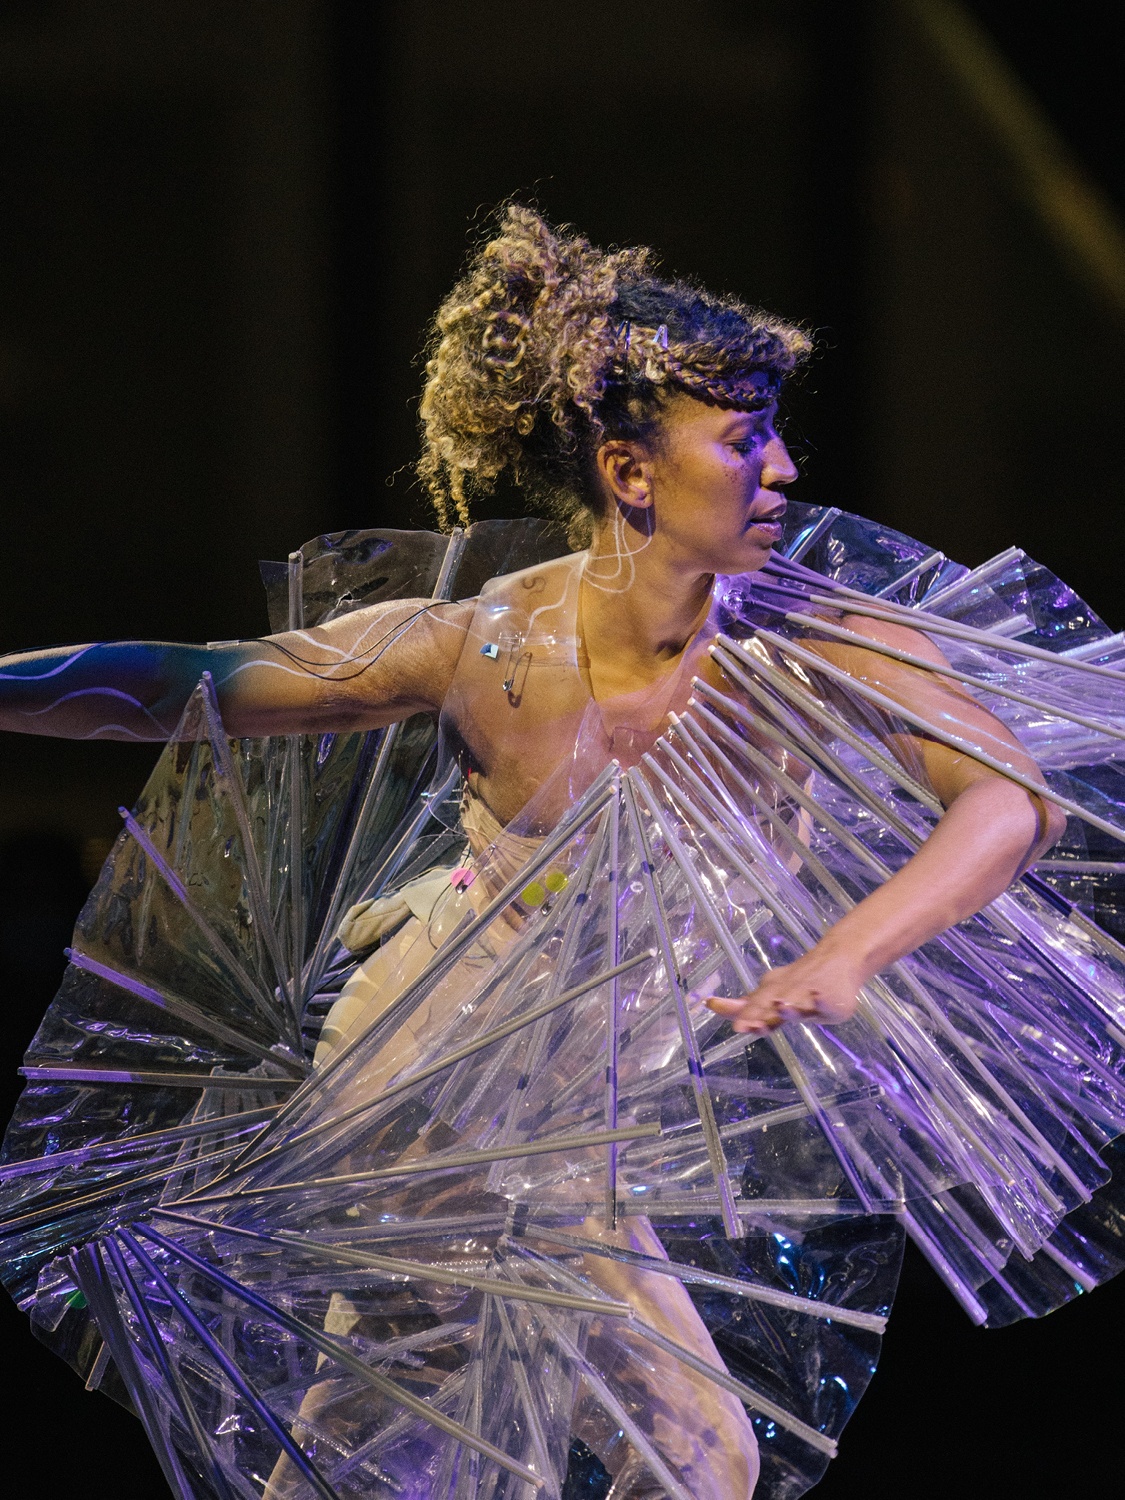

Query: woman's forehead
663;390;774;432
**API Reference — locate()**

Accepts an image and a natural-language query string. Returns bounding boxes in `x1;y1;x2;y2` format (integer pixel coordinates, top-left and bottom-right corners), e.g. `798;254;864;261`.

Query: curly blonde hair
419;205;812;538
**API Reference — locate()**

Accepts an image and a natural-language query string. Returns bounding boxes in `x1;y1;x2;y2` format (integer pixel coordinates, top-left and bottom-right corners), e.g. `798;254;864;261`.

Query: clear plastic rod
622;773;741;1237
747;628;1125;846
784;609;1125;743
65;946;303;1074
120;1228;344;1500
182;1122;661;1202
605;777;622;1229
522;1224;887;1331
262;950;652;1163
199;673;298;1031
804;588;1125;683
267;766;619;1130
135;1222;545;1490
119;807;285;1034
0;1105;277;1181
17;1065;298;1090
103;1235;242;1500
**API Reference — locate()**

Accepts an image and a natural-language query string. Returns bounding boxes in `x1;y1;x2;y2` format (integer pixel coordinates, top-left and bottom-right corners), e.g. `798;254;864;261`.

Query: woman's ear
596;440;653;511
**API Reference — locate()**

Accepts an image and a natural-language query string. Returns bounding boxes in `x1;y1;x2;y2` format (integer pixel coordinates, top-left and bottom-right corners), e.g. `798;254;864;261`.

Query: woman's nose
761;434;798;489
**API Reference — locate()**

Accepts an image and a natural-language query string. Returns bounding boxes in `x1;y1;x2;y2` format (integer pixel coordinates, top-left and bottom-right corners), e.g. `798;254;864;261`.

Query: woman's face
599;388;798;576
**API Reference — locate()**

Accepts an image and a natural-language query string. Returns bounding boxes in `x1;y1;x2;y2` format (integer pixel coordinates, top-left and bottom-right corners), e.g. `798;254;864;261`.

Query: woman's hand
705;773;1063;1038
704;940;864;1034
701;613;1069;1041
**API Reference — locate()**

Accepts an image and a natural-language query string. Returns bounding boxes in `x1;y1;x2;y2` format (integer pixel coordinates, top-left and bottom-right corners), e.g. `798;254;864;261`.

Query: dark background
0;1;1123;1495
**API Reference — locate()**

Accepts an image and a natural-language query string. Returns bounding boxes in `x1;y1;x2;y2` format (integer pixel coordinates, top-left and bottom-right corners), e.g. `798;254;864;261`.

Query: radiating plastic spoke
254;950;651;1167
633;756;882;1212
693;661;1096;1167
537;1317;694;1500
782;505;842;562
119;808;290;1036
873;548;946;597
481;816;613;1187
631;1315;836;1455
103;1235;243;1500
498;1242;697;1500
897;1208;989;1324
1036;858;1125;873
0;1139;250;1236
746;629;1125;844
785;610;1125;743
303;530;469;998
522;1224;887;1331
655;731;853;922
18;1064;299;1090
69;1243;201;1500
349;760;461;908
199;674;297;1024
118;1228;344;1500
0;1105;277;1181
135;1223;546;1488
622;773;741;1237
303;722;407;997
182;1122;660;1203
805;587;1125;683
658;726;1028;1195
692;676;928;861
272;765;619;1125
514;1236;838;1456
286;551;308;1016
605;779;622;1229
157;1206;509;1245
710;642;941;815
673;709;900;876
65;946;303;1074
225;904;559;1180
492;1295;560;1497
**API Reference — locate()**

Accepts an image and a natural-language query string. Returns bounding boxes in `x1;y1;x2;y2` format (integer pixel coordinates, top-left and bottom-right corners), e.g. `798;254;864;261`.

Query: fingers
704;982;848;1033
703;996;744;1016
704;991;784;1034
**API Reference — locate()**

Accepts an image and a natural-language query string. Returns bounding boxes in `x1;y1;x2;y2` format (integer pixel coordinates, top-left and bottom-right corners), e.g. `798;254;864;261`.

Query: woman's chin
722;539;774;574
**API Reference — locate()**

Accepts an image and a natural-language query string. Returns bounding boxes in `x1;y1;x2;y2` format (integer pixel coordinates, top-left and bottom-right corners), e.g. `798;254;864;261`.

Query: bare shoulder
272;596;475;717
803;607;979;712
836;609;953;668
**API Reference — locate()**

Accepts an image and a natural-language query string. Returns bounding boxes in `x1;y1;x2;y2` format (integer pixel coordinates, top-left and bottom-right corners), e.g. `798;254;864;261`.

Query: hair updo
418;205;812;539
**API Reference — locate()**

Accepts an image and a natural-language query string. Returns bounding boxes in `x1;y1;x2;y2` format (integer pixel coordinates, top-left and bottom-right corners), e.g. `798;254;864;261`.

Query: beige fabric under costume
314;786;542;1065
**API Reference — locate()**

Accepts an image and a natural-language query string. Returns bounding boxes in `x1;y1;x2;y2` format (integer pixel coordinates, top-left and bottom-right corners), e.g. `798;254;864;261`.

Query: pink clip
450;867;476;891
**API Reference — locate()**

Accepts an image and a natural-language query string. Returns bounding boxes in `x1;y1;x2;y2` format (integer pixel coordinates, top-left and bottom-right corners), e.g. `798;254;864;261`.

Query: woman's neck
579;524;715;697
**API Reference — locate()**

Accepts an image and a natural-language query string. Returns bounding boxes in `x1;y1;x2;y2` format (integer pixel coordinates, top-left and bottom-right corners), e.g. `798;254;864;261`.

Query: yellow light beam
899;0;1125;323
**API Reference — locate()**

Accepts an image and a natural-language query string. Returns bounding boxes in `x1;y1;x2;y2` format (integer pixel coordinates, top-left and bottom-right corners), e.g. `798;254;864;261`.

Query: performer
1;206;1123;1500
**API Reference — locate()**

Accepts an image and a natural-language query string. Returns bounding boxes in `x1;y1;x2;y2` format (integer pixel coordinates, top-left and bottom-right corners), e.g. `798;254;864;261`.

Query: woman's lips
747;516;784;539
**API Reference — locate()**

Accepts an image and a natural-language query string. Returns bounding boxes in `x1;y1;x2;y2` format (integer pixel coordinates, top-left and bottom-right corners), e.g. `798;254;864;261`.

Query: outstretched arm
0;598;472;741
708;613;1067;1033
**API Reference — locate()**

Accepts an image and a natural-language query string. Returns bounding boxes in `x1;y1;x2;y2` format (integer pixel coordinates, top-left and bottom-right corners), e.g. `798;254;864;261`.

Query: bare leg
263;1297;364;1498
290;914;758;1497
577;1215;760;1500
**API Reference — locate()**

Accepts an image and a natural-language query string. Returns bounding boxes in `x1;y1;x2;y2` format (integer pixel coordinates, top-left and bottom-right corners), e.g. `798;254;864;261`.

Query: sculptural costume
2;507;1125;1500
3;203;1125;1499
